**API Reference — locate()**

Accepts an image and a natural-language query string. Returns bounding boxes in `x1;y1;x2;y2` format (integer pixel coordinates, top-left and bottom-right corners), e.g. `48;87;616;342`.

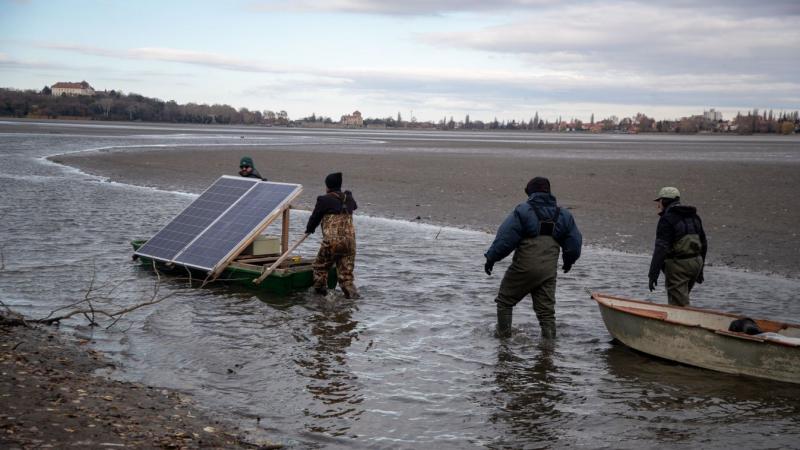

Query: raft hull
132;240;336;295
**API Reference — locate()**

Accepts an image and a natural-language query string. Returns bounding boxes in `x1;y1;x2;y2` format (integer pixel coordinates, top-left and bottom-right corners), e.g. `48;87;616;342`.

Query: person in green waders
484;177;582;339
238;156;266;181
648;187;708;306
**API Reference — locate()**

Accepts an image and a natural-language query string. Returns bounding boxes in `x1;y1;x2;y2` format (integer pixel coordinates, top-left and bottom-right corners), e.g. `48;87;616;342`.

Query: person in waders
238;156;266;180
648;187;707;306
305;172;360;299
484;177;582;339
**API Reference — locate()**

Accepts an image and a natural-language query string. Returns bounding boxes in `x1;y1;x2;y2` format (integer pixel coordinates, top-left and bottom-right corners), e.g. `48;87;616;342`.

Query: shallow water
1;124;799;449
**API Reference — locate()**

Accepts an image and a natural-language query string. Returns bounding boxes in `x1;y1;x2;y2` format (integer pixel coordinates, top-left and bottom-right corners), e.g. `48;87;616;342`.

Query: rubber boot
342;286;360;299
540;322;556;340
496;307;513;338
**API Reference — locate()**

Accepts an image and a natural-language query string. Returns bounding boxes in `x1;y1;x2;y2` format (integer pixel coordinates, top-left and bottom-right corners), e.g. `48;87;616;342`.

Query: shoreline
0;313;275;449
1;116;797;137
52;143;800;278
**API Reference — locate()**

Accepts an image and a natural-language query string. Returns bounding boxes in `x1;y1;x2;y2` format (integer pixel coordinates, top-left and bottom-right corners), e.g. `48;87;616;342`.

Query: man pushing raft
305;172;360;299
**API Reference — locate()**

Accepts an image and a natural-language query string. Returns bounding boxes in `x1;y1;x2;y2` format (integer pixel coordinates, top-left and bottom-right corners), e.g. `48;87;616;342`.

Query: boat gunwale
591;292;800;348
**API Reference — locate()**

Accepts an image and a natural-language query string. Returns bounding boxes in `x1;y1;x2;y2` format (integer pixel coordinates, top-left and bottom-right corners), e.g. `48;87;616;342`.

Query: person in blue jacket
484;177;582;339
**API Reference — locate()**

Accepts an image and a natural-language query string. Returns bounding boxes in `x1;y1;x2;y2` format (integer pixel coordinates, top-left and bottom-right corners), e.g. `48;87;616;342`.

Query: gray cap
654;186;680;201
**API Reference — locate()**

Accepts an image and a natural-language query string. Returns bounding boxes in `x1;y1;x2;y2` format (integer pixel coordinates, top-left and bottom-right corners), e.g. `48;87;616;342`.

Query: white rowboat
591;292;800;384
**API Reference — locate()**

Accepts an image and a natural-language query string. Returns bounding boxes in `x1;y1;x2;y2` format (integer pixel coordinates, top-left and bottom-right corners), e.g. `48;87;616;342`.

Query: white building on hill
51;81;95;96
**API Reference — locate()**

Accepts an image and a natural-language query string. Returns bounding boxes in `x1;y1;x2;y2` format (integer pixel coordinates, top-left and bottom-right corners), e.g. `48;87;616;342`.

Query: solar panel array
135;176;301;272
176;182;299;270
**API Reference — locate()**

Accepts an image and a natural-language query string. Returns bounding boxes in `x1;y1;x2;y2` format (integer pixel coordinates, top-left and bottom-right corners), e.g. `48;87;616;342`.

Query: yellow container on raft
252;235;281;255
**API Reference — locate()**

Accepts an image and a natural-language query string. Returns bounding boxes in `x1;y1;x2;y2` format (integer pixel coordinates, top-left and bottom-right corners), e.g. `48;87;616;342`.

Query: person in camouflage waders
484;177;582;339
648;186;708;306
305;172;360;299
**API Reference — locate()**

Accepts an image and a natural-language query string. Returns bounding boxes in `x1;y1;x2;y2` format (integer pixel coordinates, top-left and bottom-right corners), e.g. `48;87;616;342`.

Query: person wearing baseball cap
648;186;708;306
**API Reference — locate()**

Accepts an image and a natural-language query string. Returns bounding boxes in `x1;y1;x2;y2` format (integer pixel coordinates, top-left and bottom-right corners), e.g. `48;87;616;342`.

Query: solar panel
175;182;301;271
135;176;303;275
135;176;258;262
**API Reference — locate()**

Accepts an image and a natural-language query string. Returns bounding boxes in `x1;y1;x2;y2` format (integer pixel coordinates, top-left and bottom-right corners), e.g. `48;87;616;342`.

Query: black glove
484;259;494;276
648;277;657;292
562;264;572;274
697;270;704;284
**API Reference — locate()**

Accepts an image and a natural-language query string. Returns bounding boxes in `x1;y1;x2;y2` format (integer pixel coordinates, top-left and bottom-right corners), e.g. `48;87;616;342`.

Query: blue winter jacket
484;192;582;266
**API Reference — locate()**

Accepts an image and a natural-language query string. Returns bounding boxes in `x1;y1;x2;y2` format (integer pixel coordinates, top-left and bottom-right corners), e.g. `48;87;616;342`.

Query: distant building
340;110;363;127
51;81;95;96
703;108;723;121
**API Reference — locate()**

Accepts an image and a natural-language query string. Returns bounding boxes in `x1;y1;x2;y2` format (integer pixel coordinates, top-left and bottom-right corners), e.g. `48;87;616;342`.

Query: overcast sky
1;0;798;122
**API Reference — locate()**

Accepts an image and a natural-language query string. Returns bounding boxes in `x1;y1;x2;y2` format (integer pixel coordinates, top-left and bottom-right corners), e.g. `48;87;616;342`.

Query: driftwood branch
0;299;29;327
33;260;179;328
82;263;99;325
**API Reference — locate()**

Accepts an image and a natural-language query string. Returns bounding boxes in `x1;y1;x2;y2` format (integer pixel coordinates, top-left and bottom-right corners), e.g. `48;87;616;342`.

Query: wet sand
0;314;273;449
52;136;800;278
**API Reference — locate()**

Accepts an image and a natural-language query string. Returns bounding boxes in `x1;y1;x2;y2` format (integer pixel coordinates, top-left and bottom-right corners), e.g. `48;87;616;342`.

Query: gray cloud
0;53;72;70
419;3;800;84
39;43;290;74
31;41;799;118
248;0;553;16
249;0;800;17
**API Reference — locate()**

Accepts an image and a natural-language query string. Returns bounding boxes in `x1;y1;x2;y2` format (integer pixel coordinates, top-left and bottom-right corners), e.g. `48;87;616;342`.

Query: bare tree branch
0;299;29;327
34;308;116;325
34;260;182;328
82;263;99;325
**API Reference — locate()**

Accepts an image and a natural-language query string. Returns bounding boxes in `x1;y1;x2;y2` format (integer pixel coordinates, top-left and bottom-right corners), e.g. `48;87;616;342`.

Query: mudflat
48;126;800;278
0;314;272;449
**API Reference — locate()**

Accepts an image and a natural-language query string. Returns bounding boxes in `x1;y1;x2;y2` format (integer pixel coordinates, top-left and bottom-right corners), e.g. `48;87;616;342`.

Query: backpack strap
330;191;349;214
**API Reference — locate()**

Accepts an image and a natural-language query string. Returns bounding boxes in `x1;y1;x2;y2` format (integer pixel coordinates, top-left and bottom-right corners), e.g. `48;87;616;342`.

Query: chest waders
664;234;703;306
313;193;359;299
495;210;561;339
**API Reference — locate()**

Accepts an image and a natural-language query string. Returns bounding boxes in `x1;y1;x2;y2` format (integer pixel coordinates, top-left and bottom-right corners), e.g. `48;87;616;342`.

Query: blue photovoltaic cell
135;177;258;262
174;182;300;271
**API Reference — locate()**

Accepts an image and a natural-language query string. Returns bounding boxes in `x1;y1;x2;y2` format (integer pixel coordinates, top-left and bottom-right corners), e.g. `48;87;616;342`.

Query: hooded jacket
484;192;582;266
648;202;708;280
305;190;358;234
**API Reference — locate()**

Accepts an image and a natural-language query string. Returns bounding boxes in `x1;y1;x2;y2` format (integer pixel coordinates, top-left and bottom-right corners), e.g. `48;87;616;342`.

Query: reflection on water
1;126;799;449
294;298;364;437
602;343;800;441
490;342;565;449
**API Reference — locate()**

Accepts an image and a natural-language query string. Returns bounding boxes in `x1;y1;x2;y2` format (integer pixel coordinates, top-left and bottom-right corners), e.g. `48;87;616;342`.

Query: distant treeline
0;87;288;125
1;87;798;134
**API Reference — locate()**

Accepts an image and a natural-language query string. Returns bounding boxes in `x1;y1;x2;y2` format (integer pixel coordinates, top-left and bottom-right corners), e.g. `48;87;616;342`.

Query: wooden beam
253;233;309;284
281;207;290;254
209;186;303;280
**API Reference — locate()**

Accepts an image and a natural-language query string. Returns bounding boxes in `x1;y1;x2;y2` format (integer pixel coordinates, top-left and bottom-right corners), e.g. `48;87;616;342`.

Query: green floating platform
131;240;336;295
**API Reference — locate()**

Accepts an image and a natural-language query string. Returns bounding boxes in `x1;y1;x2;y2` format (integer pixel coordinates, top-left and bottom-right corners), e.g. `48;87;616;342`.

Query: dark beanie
325;172;343;190
525;177;551;195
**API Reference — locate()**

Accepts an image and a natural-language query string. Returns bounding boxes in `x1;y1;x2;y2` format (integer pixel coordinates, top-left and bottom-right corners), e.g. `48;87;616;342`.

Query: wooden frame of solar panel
134;175;302;279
